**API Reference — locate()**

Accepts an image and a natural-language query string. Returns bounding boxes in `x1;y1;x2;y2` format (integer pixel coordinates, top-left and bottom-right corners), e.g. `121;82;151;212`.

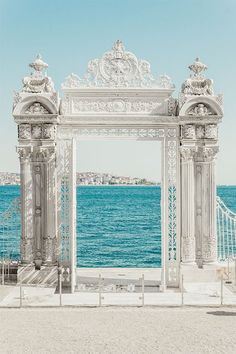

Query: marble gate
13;41;223;291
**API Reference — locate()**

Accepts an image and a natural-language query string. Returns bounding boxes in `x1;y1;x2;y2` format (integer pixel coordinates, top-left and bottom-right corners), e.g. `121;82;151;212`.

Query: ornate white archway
13;42;223;291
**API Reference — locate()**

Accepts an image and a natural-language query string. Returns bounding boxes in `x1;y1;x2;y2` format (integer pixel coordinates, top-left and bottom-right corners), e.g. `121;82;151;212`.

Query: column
196;146;219;265
44;146;57;265
17;146;34;264
180;146;196;264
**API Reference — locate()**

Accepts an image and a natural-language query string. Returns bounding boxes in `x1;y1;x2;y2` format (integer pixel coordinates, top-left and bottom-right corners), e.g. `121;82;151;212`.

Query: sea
0;185;236;267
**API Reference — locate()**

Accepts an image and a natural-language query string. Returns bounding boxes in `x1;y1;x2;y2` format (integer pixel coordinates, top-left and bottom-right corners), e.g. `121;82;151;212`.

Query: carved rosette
18;124;56;140
18;124;31;139
182;125;195;139
205;124;218;139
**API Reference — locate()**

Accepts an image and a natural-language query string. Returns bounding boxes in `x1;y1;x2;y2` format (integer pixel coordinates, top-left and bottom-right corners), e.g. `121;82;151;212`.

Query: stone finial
29;54;48;72
188;58;207;77
181;57;213;96
22;54;55;94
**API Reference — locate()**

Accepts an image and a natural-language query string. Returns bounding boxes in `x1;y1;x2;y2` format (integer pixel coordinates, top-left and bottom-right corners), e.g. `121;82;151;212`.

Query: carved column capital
32;146;56;162
180;146;197;161
182;124;195;139
197;146;219;161
16;146;32;161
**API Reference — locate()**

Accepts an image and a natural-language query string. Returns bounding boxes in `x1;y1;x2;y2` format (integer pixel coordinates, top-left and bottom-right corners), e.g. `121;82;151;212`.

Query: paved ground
0;307;236;353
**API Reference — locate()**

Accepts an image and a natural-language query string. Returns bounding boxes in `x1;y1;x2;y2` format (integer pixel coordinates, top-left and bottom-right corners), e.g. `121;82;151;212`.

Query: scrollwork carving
71;97;162;114
62;40;174;89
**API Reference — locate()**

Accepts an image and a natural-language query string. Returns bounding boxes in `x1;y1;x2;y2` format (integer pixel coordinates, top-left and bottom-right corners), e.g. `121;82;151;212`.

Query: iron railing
217;196;236;261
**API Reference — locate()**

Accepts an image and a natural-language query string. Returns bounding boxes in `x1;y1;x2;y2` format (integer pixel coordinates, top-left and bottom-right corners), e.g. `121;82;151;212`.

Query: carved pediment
62;40;174;89
25;102;50;115
187;103;215;116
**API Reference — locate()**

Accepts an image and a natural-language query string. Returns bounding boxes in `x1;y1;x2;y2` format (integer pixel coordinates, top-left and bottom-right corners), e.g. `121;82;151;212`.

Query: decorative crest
62;40;174;89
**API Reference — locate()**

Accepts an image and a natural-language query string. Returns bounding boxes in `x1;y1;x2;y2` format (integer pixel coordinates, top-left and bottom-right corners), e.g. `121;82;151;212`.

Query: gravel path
0;307;236;353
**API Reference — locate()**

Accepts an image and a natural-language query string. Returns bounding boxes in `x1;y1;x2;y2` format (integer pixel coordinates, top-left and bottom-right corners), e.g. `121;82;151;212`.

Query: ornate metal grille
0;197;21;261
217;196;236;260
167;140;177;262
57;140;72;263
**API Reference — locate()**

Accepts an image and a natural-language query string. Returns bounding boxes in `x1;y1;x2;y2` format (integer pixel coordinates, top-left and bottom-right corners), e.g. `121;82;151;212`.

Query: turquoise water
0;185;236;267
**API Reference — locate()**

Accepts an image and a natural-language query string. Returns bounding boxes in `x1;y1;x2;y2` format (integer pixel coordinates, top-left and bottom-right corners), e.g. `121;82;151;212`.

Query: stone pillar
17;146;33;264
195;146;219;265
31;145;57;267
180;146;196;264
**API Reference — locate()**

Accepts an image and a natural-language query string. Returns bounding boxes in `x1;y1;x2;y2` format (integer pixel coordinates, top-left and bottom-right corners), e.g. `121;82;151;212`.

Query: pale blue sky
0;0;236;183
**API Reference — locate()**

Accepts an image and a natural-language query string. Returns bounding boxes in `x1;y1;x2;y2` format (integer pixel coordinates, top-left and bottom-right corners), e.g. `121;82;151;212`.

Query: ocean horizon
0;185;236;267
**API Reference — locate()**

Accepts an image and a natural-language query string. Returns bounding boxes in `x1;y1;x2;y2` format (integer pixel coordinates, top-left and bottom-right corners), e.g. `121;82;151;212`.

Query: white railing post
235;258;236;286
2;259;4;285
220;274;223;306
181;274;184;306
98;274;104;307
139;274;144;307
19;283;22;308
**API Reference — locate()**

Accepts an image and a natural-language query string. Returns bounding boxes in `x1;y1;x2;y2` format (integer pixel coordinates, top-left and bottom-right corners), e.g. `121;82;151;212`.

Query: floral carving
71;98;162;114
62;40;174;89
182;125;195;139
43;124;55;139
196;125;205;139
58;127;166;139
205;124;218;139
25;102;50;115
32;125;42;139
18;124;31;140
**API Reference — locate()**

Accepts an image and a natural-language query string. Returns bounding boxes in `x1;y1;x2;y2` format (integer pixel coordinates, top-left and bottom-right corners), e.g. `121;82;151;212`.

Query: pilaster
180;146;196;264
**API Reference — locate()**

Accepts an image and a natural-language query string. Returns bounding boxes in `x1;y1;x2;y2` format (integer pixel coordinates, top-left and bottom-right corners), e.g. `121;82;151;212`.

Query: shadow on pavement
207;311;236;316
